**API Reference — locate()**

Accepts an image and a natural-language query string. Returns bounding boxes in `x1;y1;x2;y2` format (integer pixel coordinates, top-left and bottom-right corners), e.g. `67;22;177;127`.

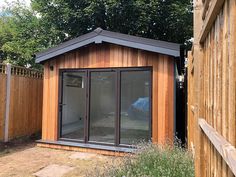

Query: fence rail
199;119;236;176
0;63;43;142
199;0;225;43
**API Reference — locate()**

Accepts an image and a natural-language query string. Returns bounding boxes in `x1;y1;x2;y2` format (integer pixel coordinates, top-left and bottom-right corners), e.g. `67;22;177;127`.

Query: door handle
59;103;66;106
59;103;66;112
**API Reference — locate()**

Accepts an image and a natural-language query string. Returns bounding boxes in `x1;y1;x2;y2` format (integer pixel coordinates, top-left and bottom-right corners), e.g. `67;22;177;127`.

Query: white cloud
0;0;31;8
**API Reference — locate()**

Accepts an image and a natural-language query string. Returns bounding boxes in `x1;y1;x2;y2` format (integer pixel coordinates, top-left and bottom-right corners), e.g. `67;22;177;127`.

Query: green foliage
0;3;63;68
0;0;193;68
31;0;193;44
90;143;195;177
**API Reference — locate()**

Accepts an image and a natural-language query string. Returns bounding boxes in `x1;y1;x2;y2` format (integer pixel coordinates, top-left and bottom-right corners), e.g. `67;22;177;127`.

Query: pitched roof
35;28;181;63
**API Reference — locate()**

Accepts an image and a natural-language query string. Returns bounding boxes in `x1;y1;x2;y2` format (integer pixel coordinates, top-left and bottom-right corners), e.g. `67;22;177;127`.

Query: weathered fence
0;64;43;142
188;0;236;177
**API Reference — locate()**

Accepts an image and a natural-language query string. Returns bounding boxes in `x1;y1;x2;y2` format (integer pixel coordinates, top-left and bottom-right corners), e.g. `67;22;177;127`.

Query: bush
89;142;194;177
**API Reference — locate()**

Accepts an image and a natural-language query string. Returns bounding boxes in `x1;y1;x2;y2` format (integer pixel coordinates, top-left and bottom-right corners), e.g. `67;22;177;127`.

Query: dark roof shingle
36;28;180;63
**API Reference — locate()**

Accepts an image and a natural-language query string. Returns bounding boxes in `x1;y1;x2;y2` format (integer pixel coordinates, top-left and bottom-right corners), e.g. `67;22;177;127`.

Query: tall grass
89;142;194;177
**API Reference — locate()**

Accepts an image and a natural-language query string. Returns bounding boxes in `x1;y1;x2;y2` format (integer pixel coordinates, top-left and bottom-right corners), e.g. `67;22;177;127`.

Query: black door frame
58;70;88;144
58;67;153;148
87;69;117;146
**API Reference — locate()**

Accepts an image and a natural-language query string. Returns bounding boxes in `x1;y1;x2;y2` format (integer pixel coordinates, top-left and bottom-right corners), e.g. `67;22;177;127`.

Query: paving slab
33;164;75;177
69;152;98;160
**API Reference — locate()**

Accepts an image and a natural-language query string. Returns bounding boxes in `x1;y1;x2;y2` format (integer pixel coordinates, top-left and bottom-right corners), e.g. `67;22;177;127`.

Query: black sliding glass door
60;71;86;141
59;68;152;147
120;70;151;145
89;71;116;143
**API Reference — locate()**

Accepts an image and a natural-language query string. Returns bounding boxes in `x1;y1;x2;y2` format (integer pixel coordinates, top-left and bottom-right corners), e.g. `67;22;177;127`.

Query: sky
0;0;31;8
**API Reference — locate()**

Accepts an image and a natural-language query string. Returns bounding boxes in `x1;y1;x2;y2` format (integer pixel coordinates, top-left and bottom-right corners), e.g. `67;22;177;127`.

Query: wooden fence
0;63;43;142
188;0;236;176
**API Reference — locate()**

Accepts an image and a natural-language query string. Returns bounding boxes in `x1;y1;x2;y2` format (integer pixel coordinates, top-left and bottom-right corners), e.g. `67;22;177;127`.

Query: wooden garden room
36;28;181;155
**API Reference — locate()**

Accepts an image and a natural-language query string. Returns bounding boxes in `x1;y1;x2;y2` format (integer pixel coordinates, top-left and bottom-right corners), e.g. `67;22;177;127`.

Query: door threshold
36;139;136;153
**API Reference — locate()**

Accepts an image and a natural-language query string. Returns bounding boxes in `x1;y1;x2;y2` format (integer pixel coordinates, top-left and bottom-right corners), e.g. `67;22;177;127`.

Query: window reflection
120;71;151;145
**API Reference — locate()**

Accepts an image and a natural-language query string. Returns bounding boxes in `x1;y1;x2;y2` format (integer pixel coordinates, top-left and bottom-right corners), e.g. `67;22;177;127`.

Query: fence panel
0;64;43;141
189;0;236;176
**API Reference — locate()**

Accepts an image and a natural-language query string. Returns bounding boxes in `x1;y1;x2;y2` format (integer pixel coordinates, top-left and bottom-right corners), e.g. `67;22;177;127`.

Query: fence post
4;63;11;142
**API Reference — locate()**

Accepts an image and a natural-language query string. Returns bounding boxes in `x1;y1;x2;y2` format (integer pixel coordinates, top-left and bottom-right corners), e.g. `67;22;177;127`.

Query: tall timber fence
0;63;43;142
188;0;236;176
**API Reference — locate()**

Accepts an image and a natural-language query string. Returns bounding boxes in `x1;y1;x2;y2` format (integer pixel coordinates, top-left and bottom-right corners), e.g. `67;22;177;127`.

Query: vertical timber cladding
42;43;175;144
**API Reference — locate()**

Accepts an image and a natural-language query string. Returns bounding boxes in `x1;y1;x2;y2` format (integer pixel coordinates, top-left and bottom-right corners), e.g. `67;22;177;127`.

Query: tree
31;0;192;44
0;2;63;68
0;0;192;68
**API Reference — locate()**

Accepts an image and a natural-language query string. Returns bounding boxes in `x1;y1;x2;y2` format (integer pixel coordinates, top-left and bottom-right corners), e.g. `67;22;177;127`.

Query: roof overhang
35;28;181;63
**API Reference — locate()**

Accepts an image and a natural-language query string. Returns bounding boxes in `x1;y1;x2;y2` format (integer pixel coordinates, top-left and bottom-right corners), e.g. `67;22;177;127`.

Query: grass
89;142;194;177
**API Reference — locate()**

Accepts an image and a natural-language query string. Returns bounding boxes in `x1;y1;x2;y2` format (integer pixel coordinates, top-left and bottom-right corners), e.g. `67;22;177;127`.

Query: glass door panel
60;71;86;141
89;71;116;144
120;70;151;145
59;68;152;146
